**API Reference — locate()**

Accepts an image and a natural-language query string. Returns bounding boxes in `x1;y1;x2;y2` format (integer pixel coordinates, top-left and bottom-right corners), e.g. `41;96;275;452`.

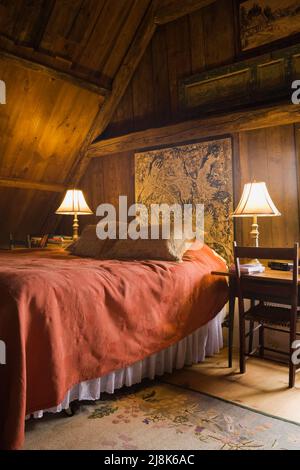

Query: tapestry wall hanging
135;137;234;263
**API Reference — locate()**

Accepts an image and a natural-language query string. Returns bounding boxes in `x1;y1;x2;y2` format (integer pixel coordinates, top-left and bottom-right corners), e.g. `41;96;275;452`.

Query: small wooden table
211;268;300;368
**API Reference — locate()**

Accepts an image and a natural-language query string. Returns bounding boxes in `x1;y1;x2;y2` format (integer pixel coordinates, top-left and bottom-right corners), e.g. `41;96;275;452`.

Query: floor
165;348;300;424
24;348;300;449
25;379;300;450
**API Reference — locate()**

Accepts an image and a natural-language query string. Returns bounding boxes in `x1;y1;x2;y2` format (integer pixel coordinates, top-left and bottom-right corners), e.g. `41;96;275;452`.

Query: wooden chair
233;242;299;388
9;233;31;249
9;233;49;249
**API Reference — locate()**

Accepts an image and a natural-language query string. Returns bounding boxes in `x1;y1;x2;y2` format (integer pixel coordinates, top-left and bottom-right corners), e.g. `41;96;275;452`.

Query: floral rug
25;382;300;450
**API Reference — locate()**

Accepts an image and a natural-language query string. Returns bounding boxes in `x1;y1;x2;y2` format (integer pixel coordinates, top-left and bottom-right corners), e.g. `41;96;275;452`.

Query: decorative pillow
72;225;106;258
103;236;187;262
72;222;127;258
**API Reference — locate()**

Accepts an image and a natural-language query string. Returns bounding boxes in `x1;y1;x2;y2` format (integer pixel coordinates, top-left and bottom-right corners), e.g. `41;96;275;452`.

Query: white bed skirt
30;309;225;419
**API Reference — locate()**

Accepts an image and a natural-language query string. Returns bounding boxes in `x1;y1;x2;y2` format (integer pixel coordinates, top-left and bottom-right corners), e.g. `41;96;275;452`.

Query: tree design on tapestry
135;138;233;263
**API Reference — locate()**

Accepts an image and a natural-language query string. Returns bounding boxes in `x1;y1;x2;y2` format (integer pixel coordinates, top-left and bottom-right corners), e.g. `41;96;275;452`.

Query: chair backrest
233;242;299;311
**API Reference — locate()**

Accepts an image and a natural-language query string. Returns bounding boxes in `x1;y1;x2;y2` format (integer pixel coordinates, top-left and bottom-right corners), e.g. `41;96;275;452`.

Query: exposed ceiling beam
88;103;300;157
68;0;160;186
154;0;216;25
0;50;110;97
0;177;66;192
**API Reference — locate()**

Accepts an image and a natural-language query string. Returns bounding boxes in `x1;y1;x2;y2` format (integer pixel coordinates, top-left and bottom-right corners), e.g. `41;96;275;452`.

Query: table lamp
56;189;93;240
232;182;281;260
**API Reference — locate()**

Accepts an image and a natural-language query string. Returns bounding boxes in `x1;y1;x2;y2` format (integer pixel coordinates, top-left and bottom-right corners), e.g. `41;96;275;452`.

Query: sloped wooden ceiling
0;0;216;244
0;0;151;89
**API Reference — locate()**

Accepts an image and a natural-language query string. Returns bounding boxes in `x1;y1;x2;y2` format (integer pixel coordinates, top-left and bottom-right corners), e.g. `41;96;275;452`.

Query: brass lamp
232;182;281;261
56;189;93;240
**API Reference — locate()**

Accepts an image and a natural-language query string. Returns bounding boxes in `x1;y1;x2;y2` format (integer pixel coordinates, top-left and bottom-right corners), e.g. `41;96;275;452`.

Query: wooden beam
68;0;160;186
0;50;110;97
88;103;300;157
0;177;66;192
154;0;216;25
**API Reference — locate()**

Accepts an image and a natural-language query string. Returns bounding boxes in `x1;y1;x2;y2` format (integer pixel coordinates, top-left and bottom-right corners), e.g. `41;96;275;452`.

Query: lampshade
232;182;281;218
56;189;93;215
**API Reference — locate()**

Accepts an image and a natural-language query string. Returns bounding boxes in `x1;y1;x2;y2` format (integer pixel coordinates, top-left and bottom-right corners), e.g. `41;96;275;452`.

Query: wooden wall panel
201;0;236;69
0;56;102;184
235;125;299;247
104;0;236;138
0;55;102;243
189;9;205;74
58;152;135;235
83;1;299;250
165;16;191;115
132;46;155;130
0;187;59;245
82;124;300;248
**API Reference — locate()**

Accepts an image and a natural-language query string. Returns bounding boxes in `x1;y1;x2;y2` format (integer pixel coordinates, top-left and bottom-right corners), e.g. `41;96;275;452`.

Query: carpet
24;382;300;450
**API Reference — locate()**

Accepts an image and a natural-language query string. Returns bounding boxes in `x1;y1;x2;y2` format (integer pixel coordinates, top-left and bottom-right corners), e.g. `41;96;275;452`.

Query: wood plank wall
0;55;102;245
80;124;300;248
103;0;236;138
69;0;300;247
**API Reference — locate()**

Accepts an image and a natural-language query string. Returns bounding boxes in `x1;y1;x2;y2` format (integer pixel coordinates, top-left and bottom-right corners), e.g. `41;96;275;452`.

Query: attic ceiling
0;0;216;244
0;0;151;90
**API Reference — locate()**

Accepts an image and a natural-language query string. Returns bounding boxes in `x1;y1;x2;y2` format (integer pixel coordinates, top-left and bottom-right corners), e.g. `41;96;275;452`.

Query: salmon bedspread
0;245;228;450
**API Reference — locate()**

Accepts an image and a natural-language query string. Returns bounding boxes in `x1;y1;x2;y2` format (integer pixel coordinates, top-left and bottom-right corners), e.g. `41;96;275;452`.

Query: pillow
65;240;78;253
103;236;187;262
72;225;106;258
72;222;127;258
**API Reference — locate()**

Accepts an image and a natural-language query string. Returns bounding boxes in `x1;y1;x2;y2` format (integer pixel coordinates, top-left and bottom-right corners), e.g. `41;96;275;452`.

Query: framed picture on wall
238;0;300;54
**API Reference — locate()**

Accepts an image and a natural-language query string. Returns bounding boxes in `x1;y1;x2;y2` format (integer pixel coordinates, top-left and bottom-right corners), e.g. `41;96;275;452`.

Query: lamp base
73;213;79;241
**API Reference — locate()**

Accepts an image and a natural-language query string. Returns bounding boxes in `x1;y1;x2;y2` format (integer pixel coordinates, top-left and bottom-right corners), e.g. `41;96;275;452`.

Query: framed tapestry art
135;137;234;263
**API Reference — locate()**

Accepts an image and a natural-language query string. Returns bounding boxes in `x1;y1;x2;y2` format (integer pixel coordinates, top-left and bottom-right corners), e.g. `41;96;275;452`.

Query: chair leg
259;323;264;358
248;320;254;354
289;363;296;388
239;308;246;374
228;294;235;368
289;316;297;388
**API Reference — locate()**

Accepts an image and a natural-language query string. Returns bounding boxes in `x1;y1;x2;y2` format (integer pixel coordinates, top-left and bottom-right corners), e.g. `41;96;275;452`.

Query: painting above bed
135;137;234;263
239;0;300;51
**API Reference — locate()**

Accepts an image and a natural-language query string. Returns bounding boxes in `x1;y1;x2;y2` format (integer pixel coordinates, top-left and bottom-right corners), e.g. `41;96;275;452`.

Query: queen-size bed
0;244;228;450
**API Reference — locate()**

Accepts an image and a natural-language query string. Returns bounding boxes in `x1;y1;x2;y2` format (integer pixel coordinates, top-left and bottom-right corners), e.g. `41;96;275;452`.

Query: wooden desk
212;268;300;368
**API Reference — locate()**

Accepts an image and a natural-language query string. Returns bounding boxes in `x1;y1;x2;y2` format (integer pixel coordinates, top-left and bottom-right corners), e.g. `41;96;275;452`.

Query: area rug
24;382;300;450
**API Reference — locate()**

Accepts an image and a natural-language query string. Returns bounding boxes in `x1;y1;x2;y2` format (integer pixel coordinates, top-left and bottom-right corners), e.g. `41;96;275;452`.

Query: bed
0;244;228;449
